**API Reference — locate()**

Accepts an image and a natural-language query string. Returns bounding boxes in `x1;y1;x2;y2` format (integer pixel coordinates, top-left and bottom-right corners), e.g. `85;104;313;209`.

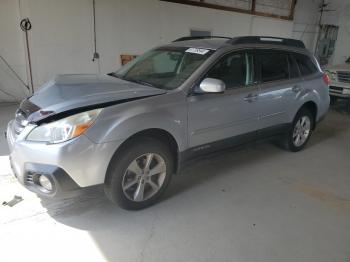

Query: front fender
85;92;188;152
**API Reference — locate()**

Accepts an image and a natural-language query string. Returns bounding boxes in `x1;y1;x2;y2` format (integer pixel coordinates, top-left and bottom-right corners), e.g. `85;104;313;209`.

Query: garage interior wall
328;2;350;65
0;0;30;103
0;0;340;102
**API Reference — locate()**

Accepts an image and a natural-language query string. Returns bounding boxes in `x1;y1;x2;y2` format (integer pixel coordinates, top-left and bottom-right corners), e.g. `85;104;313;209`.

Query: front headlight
325;70;337;81
26;108;102;144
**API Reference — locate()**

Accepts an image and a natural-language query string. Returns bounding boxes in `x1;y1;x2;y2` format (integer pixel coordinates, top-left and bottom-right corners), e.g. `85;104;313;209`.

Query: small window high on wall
160;0;297;21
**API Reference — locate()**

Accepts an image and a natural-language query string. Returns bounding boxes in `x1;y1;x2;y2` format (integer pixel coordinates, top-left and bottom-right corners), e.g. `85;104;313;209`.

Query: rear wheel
281;108;314;152
104;137;173;210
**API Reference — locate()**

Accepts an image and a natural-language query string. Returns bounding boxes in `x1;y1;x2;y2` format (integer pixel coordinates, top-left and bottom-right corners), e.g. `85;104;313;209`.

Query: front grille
337;71;350;83
26;173;34;184
330;86;343;93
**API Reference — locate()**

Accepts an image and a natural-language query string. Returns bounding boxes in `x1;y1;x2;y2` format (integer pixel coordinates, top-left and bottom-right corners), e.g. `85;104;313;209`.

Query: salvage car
7;36;330;209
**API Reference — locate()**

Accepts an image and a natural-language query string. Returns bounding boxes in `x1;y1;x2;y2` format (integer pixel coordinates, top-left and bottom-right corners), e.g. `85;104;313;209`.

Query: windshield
114;47;213;90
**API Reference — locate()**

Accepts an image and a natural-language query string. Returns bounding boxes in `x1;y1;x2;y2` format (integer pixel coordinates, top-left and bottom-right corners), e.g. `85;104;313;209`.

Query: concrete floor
1;102;350;262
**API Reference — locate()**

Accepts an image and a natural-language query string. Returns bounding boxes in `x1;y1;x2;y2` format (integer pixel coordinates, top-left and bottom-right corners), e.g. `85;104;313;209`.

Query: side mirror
195;78;226;94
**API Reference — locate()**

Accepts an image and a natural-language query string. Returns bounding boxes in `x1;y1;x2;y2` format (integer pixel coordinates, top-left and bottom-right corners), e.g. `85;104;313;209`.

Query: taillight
323;73;331;86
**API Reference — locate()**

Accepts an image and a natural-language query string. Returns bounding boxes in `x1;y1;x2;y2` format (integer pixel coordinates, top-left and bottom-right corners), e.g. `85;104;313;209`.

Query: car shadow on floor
39;100;350;225
35;102;350;262
40;142;280;222
332;99;350;114
308;100;350;146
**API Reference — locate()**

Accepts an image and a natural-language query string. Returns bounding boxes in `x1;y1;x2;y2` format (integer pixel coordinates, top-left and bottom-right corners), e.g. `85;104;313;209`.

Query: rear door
293;52;320;92
187;50;260;149
256;49;302;132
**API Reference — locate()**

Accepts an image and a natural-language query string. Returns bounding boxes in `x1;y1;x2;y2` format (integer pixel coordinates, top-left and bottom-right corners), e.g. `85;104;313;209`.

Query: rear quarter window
288;53;300;79
293;53;318;76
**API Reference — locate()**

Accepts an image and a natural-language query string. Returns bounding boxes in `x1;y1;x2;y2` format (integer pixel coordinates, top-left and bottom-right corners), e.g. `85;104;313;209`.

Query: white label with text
185;48;210;55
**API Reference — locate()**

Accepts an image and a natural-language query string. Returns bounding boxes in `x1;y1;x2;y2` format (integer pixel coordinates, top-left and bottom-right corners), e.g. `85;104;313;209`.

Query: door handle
292;85;302;93
244;93;258;102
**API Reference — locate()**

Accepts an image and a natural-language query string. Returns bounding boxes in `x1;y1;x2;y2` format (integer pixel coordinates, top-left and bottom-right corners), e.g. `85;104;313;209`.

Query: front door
187;51;260;150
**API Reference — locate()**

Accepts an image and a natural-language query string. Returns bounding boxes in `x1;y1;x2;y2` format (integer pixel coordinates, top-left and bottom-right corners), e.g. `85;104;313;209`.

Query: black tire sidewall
287;109;314;152
105;137;173;210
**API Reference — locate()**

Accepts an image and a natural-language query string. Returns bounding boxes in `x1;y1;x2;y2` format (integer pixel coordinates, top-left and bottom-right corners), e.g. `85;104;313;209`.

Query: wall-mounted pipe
20;18;34;94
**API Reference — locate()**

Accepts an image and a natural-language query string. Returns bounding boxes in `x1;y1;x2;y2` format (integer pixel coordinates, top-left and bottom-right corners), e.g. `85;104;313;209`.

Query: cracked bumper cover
10;160;80;198
6;120;123;197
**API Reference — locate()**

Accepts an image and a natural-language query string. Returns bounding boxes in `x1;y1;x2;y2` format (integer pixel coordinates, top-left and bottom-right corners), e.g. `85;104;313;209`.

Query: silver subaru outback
7;36;330;209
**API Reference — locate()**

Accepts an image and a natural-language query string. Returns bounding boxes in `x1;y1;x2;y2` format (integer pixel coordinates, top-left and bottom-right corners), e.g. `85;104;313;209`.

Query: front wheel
281;108;314;152
104;137;173;210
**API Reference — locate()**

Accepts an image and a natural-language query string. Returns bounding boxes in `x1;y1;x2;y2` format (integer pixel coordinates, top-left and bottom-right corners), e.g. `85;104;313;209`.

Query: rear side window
293;53;318;76
288;53;300;79
259;51;289;82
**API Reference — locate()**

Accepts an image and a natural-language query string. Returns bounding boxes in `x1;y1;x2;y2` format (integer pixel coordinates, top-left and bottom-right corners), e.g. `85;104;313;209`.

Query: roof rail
173;35;306;49
228;36;305;49
173;36;231;42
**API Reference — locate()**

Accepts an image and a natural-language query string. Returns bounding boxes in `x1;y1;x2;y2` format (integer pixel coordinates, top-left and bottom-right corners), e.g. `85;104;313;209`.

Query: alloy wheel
122;153;166;202
292;116;311;147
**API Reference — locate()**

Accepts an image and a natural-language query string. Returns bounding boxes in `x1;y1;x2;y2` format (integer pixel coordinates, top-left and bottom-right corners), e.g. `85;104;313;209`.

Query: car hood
19;74;166;123
325;63;350;71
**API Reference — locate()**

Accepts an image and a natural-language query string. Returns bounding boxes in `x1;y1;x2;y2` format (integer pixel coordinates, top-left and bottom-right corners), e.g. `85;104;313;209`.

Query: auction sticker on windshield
185;48;210;55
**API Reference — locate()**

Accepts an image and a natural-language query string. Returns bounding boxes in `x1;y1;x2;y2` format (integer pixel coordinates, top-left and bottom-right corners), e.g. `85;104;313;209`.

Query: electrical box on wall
316;24;339;65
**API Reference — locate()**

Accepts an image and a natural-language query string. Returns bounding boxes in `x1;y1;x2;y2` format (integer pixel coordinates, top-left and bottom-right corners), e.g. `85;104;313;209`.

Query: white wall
23;0;98;84
291;0;350;66
291;0;320;52
251;16;293;37
0;0;320;102
0;0;30;102
333;12;350;65
330;1;350;65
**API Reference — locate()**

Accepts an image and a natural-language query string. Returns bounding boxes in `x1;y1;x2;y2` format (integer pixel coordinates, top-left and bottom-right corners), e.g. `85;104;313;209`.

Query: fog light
38;175;53;191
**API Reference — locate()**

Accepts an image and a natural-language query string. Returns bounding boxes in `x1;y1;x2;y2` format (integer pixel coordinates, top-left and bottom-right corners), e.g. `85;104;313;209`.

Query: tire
280;108;314;152
104;137;173;210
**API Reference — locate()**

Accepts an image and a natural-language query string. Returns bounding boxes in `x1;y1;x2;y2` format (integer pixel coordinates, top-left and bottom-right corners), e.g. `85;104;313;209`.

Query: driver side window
205;52;253;89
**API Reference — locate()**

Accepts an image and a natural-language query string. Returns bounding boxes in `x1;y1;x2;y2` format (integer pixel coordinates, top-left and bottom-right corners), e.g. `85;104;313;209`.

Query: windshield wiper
108;73;159;88
124;78;157;88
107;72;124;79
